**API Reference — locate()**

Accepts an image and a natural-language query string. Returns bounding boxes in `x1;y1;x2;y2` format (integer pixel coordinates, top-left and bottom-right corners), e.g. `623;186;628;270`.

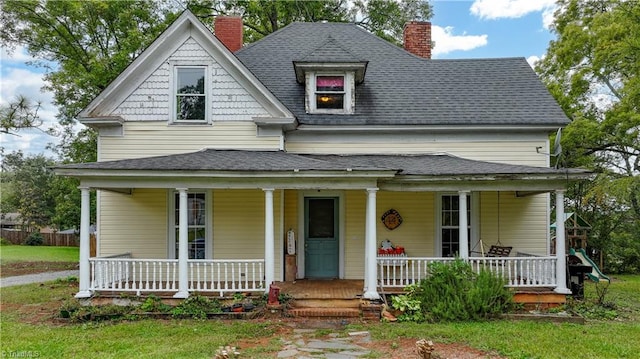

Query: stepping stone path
277;329;372;358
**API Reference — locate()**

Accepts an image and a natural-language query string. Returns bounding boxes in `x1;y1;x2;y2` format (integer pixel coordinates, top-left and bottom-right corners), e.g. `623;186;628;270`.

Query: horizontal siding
377;192;435;257
113;37;269;122
344;191;366;279
479;192;549;255
213;190;268;259
100;121;280;161
287;140;548;166
343;191;435;279
98;189;167;258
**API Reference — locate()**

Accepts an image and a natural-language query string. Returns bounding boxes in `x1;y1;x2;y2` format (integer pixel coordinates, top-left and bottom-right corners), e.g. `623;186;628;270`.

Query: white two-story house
55;11;590;300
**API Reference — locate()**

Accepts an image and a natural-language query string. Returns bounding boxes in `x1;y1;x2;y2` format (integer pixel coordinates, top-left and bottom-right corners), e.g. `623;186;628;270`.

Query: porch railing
89;257;265;296
378;256;557;289
188;260;265;296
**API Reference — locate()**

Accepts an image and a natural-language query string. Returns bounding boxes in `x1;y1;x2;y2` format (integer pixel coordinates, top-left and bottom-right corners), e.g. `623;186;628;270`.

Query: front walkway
0;270;79;288
277;329;372;358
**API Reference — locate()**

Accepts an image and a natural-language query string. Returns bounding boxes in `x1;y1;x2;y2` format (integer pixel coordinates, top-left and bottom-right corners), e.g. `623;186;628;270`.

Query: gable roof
78;11;293;123
236;22;569;128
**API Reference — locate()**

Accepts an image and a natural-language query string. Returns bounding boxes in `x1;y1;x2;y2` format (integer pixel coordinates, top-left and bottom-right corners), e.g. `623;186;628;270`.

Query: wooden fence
1;229;78;246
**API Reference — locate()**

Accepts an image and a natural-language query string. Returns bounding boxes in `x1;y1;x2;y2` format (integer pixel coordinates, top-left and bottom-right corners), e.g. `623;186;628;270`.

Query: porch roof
55;149;589;179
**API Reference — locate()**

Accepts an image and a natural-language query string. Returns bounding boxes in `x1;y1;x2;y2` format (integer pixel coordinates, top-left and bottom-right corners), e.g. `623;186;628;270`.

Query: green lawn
0;274;638;358
0;245;79;263
0;245;79;277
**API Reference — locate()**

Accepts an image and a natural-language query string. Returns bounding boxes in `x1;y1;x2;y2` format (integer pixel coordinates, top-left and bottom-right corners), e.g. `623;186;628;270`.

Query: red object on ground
268;284;280;305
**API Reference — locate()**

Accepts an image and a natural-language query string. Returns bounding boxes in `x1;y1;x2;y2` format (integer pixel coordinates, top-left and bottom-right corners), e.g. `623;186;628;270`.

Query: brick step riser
290;298;362;309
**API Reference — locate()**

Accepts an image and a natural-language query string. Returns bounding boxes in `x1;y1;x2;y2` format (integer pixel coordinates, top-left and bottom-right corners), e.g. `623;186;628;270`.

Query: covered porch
55;150;590;300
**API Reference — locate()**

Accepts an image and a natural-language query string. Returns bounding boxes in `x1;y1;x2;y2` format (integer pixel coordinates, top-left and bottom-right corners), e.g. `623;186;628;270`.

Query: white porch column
75;186;92;298
459;191;469;260
174;188;189;298
364;188;380;300
554;190;571;294
263;188;275;292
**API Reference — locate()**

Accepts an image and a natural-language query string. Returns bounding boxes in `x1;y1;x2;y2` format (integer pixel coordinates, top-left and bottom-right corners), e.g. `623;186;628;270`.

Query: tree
0;152;56;231
0;0;177;158
536;0;640;272
187;0;433;44
0;95;43;136
1;1;175;228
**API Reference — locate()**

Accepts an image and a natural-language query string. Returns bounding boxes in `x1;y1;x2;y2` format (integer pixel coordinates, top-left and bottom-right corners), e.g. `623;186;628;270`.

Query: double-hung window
439;194;471;257
174;66;207;122
170;191;210;259
315;75;345;110
306;72;354;114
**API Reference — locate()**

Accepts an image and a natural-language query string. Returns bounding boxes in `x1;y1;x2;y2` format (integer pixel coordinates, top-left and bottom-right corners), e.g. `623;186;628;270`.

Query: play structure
570;248;610;283
551;212;610;298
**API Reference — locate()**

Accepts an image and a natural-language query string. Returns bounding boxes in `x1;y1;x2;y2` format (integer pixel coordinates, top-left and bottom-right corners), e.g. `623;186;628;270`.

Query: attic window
307;72;354;114
316;76;344;109
174;66;207;122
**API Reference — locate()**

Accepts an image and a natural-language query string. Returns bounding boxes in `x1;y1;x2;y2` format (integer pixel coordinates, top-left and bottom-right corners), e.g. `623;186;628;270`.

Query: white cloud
431;25;488;56
470;0;556;20
0;51;59;156
0;45;34;64
526;55;541;68
541;6;557;30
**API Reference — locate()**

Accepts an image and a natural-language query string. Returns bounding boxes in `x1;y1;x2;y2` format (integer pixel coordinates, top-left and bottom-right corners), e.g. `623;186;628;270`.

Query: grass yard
0;244;78;277
0;274;638;358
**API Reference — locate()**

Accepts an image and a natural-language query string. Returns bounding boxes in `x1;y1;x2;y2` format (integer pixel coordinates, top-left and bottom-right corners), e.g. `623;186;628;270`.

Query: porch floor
274;279;364;300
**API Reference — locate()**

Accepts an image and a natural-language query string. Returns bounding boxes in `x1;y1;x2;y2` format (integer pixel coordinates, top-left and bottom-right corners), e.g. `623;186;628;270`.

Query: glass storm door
304;197;339;278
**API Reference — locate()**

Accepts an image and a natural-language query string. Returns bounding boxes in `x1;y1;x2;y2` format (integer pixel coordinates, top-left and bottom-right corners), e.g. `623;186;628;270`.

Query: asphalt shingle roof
57;149;586;177
235;22;568;127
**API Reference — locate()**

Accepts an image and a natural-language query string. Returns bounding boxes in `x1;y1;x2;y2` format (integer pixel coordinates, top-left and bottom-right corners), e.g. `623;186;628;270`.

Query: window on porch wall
173;192;207;259
441;195;471;257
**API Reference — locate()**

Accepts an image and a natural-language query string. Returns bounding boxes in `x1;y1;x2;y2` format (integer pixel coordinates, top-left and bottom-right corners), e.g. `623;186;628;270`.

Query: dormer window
174;66;207;122
316;75;345;110
306;72;354;114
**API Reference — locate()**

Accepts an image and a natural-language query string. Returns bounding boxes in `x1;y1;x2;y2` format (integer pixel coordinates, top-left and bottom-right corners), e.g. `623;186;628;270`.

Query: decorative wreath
381;208;403;230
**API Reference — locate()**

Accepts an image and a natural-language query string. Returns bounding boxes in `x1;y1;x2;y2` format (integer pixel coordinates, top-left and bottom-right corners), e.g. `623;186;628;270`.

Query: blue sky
0;0;558;158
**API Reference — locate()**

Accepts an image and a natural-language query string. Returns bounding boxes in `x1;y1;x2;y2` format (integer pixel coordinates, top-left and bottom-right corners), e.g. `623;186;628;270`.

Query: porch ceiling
53;149;591;191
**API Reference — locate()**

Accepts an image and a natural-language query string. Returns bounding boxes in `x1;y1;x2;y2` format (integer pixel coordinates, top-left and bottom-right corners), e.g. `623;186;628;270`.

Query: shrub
411;259;514;322
0;237;10;246
170;295;221;319
138;295;172;313
24;232;44;246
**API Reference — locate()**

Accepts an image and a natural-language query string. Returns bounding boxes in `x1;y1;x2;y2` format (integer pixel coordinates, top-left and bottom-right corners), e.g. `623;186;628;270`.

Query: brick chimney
214;16;243;52
403;21;432;59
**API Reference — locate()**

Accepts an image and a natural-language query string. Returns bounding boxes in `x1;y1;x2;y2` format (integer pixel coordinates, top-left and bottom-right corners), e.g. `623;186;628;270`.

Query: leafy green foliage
1;152;55;231
138;295;172;313
537;0;640;273
187;0;433;45
0;95;42;137
410;259;514;322
170;295;222;319
1;0;176;125
24;232;44;246
390;287;425;322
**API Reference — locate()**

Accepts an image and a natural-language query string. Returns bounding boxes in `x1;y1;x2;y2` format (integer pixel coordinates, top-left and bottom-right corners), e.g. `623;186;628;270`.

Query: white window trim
168;190;213;259
305;72;354;114
434;192;479;257
169;64;210;124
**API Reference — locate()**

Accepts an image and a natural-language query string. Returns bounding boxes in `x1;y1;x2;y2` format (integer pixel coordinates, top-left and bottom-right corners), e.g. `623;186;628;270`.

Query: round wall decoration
381;208;403;230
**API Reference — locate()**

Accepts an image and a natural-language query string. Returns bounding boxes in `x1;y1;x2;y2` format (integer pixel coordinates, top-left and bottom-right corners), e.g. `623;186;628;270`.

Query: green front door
304;197;339;279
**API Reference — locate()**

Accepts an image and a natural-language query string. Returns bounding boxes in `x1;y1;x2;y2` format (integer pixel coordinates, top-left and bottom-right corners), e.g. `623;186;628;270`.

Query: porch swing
474;191;512;258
